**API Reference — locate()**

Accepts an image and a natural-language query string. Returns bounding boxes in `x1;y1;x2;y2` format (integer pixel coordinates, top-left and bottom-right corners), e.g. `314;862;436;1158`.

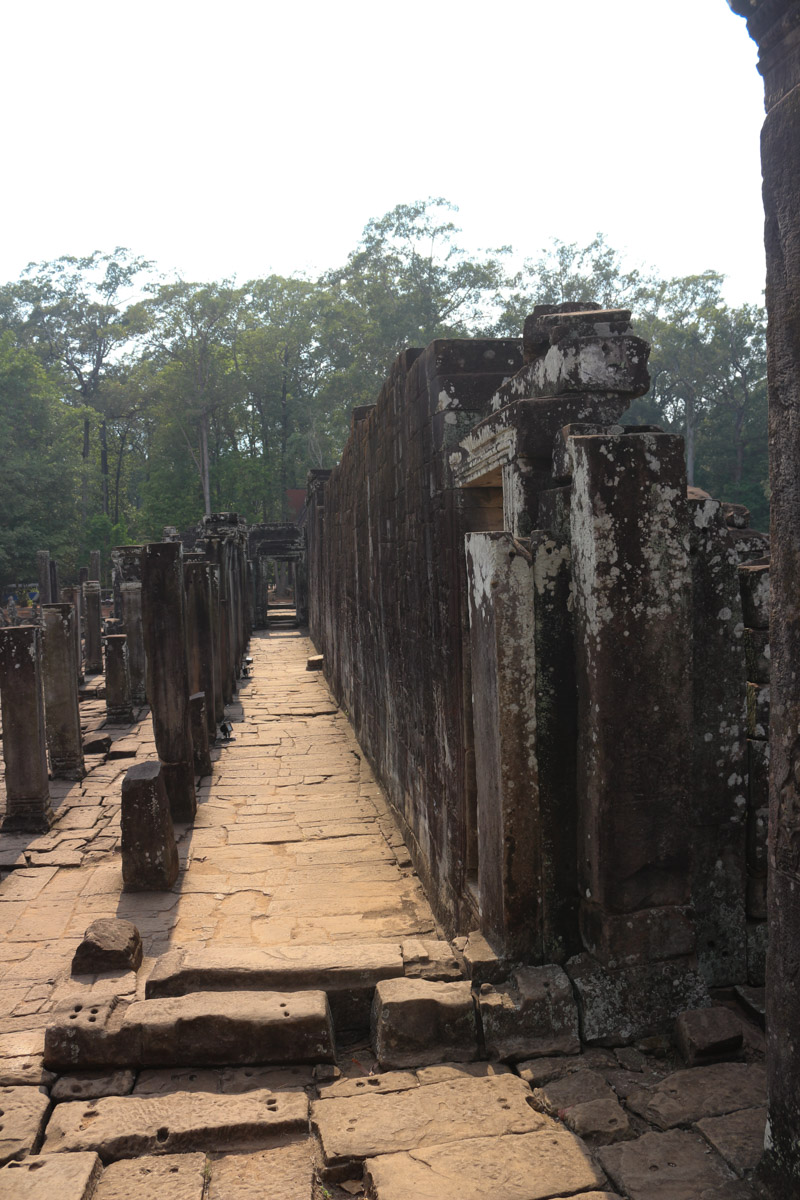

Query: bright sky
1;0;764;306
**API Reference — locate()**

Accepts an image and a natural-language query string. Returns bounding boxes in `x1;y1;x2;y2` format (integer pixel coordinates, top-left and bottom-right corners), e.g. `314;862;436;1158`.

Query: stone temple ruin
0;2;798;1196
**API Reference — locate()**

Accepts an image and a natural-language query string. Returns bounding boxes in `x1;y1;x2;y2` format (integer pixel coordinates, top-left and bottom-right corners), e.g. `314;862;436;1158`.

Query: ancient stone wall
307;341;523;929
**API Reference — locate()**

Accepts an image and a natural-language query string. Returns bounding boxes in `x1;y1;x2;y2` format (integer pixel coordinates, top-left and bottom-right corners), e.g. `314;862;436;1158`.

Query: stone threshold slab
145;941;406;1030
44;989;334;1071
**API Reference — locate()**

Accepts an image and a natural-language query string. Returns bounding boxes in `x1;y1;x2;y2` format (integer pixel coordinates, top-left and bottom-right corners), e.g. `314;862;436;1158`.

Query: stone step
40;1088;308;1161
44;989;334;1072
145;941;459;1031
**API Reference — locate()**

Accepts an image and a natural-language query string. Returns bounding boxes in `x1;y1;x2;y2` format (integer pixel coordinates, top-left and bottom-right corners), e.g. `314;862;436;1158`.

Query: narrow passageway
0;626;768;1198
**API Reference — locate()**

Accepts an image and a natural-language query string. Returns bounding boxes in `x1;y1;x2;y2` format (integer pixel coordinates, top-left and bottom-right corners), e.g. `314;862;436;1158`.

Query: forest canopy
0;199;768;581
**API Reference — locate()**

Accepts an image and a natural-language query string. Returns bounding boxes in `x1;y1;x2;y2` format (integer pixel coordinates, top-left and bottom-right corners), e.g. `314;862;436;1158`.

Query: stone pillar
89;550;101;583
254;556;269;629
245;559;254;641
465;531;539;959
205;537;234;703
60;586;84;683
565;430;705;1038
83;582;103;675
184;560;217;740
0;626;53;831
728;4;800;1191
209;564;224;727
141;541;196;822
120;582;146;706
688;496;748;986
49;560;59;606
190;692;212;777
121;761;179;890
104;634;134;725
41;604;84;780
36;551;51;606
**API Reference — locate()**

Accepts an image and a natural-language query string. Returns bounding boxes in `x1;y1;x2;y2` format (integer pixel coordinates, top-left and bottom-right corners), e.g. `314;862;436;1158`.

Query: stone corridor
0;627;771;1198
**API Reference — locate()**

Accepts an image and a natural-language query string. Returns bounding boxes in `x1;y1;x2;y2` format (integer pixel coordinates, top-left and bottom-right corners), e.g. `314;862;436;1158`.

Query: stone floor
0;627;769;1198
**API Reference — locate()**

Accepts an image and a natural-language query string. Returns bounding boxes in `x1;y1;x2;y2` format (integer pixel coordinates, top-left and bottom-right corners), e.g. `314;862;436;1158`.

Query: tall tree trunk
81;416;90;523
200;411;211;517
113;424;129;525
99;418;109;517
685;393;696;486
280;345;289;519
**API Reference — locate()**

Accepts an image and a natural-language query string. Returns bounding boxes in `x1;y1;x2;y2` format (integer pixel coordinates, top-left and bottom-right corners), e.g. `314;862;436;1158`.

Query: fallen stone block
311;1074;545;1180
208;1143;314;1200
531;1067;616;1116
0;1085;51;1165
93;1152;206;1199
598;1128;740;1199
120;762;179;891
675;1006;744;1066
306;655;323;671
562;1096;634;1145
479;965;580;1061
696;1105;767;1177
45;989;334;1070
82;734;111;756
363;1127;607;1200
0;1152;102;1200
401;939;463;981
566;952;709;1044
41;1088;308;1161
626;1061;767;1130
51;1070;135;1102
71;918;143;975
371;978;477;1069
146;942;403;1031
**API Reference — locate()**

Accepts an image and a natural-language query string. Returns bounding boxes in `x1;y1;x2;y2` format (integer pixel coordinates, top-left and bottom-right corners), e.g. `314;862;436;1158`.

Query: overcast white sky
1;0;765;305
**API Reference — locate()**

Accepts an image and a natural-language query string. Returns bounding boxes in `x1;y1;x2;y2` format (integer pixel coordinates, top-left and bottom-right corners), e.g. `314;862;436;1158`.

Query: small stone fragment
371;978;477;1069
675;1007;744;1066
562;1096;634;1145
71;919;143;975
306;655;323;671
0;1152;102;1200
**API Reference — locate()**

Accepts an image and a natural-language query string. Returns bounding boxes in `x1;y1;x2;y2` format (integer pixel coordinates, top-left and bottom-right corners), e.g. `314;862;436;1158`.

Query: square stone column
184;561;218;740
0;626;53;831
120;582;146;706
121;761;179;890
36;551;52;605
41;603;84;780
83;581;103;675
568;430;694;964
141;542;196;822
60;586;84;683
104;634;134;725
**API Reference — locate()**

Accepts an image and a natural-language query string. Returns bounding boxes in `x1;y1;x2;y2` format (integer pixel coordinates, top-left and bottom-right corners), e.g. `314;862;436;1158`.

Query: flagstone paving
0;626;768;1197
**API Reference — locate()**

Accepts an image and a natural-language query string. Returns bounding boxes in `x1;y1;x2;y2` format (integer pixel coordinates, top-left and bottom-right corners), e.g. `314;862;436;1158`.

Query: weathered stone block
579;904;696;970
103;635;133;724
371;978;477;1069
208;1145;314;1200
674;1007;744;1066
71;919;143;975
696;1106;767;1177
598;1129;739;1199
479;965;579;1061
0;1152;101;1200
460;930;504;984
363;1128;606;1200
401;939;462;981
51;1070;135;1102
0;1085;51;1165
626;1062;767;1129
0;626;53;833
566;952;709;1045
120;762;179;892
312;1075;546;1179
41;1089;308;1160
94;1153;206;1200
